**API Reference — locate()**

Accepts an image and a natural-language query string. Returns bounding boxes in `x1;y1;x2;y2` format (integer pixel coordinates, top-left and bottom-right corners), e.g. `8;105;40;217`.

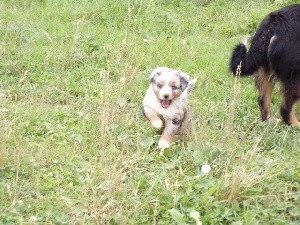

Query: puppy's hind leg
143;106;163;130
158;118;181;149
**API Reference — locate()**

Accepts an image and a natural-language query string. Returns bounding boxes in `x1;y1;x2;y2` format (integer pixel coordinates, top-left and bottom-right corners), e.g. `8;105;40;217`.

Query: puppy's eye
157;83;162;89
171;86;178;90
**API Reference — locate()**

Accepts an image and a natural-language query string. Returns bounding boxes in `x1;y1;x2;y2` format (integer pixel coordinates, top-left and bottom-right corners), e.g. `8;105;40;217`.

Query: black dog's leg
280;88;300;127
255;67;275;121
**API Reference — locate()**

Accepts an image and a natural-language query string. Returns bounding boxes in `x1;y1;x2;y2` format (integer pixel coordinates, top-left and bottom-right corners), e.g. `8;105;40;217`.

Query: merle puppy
143;67;196;149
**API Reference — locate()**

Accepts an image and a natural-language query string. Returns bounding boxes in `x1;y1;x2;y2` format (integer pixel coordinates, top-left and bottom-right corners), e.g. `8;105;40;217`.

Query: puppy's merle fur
143;67;196;149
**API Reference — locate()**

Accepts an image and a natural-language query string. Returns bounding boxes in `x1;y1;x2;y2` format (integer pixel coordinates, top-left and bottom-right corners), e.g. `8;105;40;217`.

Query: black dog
230;4;300;127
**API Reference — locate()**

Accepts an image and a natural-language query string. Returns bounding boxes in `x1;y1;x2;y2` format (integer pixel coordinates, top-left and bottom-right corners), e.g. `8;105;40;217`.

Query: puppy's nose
163;94;169;99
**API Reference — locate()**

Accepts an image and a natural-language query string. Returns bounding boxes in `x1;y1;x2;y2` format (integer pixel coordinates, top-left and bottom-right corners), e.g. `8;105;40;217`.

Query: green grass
1;0;300;224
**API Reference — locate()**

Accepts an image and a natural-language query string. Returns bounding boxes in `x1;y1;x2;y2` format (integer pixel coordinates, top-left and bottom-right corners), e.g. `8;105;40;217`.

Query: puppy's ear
150;68;162;82
186;78;197;93
176;71;190;91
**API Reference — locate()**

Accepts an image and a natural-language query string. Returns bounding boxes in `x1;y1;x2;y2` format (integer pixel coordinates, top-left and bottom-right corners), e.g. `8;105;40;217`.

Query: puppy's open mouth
160;99;172;108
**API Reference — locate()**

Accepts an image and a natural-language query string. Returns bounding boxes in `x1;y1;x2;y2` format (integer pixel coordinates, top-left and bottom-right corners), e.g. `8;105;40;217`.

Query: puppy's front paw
158;138;171;149
151;119;163;130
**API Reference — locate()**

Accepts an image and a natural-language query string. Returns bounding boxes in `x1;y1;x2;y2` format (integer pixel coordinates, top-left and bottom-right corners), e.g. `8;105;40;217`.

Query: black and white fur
230;4;300;127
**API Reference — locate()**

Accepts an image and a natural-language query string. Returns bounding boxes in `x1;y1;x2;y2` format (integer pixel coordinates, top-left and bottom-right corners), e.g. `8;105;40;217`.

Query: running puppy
230;4;300;127
143;67;196;149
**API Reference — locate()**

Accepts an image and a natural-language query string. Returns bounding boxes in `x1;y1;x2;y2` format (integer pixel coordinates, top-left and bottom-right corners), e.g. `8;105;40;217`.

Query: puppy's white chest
143;87;185;120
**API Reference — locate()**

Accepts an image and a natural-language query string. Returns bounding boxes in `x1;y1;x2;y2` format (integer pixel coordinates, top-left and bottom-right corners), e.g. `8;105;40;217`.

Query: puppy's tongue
161;99;171;108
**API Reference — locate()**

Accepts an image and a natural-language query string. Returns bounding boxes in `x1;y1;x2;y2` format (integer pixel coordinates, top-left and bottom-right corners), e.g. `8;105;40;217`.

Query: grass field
1;0;300;224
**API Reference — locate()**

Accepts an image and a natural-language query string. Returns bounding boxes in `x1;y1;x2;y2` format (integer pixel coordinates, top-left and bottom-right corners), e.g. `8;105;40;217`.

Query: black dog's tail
229;39;267;76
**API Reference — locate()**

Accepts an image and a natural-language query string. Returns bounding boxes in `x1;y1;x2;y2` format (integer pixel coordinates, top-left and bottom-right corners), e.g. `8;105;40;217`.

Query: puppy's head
150;67;191;108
